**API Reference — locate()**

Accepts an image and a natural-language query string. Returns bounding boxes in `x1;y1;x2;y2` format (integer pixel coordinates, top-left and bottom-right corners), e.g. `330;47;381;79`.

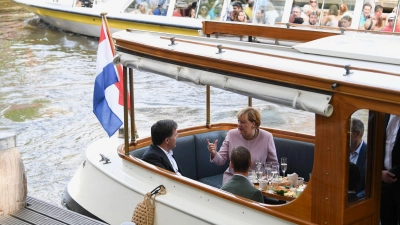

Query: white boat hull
64;137;293;225
14;0;202;37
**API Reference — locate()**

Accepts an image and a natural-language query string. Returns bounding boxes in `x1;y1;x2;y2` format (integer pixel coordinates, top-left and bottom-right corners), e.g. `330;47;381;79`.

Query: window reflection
252;0;282;24
124;0;170;16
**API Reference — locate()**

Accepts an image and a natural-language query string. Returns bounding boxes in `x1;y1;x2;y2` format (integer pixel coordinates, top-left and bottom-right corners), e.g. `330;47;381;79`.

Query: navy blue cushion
198;173;224;189
173;135;197;180
130;147;147;158
194;131;229;180
274;137;314;182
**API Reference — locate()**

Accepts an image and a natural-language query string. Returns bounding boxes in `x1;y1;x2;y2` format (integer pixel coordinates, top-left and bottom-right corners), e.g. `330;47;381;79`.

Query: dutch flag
93;18;126;137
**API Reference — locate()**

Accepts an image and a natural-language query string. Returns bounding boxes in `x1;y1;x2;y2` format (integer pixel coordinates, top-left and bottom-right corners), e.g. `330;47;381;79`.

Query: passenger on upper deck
339;15;352;28
349;118;367;199
221;146;264;203
370;5;384;31
289;6;304;24
263;2;279;25
229;1;243;21
301;4;311;23
303;11;319;25
383;13;400;32
207;107;278;185
235;11;247;22
244;0;254;22
197;4;211;20
380;114;400;225
321;5;340;27
133;2;154;15
254;9;264;24
309;0;319;13
359;3;372;29
142;120;183;175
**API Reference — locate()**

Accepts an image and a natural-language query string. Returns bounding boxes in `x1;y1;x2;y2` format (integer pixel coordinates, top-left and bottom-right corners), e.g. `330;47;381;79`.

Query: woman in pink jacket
207;107;278;185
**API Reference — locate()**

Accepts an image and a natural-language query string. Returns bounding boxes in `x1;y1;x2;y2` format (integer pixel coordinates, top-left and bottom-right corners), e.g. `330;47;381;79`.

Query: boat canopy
114;53;334;116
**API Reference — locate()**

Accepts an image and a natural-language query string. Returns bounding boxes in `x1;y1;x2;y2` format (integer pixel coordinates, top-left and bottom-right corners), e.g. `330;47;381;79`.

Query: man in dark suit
349;118;367;199
348;162;361;204
381;114;400;225
141;120;182;175
221;146;264;203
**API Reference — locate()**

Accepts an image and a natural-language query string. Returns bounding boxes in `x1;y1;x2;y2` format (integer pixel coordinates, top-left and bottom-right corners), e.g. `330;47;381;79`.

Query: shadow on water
0;0;315;207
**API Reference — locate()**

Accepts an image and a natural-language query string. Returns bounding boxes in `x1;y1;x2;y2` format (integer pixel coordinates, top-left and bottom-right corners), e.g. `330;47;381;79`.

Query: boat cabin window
252;0;283;25
348;109;370;204
190;0;223;20
357;0;400;32
124;0;170;15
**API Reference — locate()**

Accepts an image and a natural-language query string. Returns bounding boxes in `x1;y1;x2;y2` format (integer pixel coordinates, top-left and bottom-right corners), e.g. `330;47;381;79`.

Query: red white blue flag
93;18;125;137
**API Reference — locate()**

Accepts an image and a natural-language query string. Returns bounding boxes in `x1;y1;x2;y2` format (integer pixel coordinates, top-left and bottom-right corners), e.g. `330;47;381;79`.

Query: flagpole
100;13;138;147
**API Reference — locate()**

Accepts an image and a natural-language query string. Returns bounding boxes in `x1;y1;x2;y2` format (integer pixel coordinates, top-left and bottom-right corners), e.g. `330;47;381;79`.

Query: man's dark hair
151;120;177;145
230;146;251;173
348;163;360;191
232;1;242;9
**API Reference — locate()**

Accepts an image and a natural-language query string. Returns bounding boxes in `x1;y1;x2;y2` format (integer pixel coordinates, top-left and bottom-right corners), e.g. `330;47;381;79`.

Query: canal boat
12;0;400;38
62;20;400;225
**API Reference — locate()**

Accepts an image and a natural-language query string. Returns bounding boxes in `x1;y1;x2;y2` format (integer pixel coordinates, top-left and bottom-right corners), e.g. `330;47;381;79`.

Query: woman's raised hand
206;139;218;158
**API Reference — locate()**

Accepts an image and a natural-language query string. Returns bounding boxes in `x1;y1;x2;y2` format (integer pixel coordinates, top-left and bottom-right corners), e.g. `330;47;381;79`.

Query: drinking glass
255;157;263;172
271;164;279;180
281;157;287;177
265;168;273;192
248;169;256;183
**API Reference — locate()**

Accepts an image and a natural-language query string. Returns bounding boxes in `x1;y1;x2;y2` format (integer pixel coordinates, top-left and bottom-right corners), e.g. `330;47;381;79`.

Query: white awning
114;53;333;117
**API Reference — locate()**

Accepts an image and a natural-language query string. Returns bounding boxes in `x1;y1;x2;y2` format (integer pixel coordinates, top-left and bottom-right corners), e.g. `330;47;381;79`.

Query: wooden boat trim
202;21;340;42
113;35;400;105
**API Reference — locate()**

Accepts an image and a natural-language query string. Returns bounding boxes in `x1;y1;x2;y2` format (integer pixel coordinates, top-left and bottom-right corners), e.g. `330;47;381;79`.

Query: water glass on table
281;157;287;177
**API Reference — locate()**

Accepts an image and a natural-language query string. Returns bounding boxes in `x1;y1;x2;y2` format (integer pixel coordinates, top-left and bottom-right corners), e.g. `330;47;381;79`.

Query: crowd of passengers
289;1;400;32
76;0;400;31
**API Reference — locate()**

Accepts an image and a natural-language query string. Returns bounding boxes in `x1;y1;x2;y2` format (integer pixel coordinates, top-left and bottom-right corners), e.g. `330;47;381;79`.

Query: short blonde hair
236;107;261;128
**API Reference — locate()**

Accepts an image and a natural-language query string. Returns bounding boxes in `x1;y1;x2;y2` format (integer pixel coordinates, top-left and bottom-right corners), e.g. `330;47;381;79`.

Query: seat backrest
193;131;229;180
274;137;314;181
130;147;147;158
172;135;197;180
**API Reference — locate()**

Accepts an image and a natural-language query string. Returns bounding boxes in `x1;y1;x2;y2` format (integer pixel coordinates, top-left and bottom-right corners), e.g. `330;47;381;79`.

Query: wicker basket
132;185;166;225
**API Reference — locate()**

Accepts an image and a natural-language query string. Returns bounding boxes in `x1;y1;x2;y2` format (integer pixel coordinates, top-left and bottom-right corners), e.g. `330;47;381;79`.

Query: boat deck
0;196;108;225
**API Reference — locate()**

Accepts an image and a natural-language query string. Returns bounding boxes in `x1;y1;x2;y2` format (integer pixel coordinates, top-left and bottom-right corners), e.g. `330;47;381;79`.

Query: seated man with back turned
141;119;182;175
221;146;264;203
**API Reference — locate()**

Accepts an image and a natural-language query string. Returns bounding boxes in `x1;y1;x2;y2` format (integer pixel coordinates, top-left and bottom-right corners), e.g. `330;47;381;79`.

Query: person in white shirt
142;120;182;175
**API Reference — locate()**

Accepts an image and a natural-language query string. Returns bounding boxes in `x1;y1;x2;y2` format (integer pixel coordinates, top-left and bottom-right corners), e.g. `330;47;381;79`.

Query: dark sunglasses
388;19;394;21
201;7;207;10
310;1;316;3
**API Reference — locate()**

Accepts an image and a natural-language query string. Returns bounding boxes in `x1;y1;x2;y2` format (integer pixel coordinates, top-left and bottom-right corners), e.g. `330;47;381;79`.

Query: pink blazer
211;129;278;185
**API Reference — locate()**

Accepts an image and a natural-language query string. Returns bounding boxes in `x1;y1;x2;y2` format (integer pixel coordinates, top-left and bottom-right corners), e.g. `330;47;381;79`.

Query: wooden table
254;184;296;202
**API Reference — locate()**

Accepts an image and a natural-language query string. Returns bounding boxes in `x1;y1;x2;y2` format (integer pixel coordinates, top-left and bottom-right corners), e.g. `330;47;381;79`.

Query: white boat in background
13;0;400;38
62;21;400;225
